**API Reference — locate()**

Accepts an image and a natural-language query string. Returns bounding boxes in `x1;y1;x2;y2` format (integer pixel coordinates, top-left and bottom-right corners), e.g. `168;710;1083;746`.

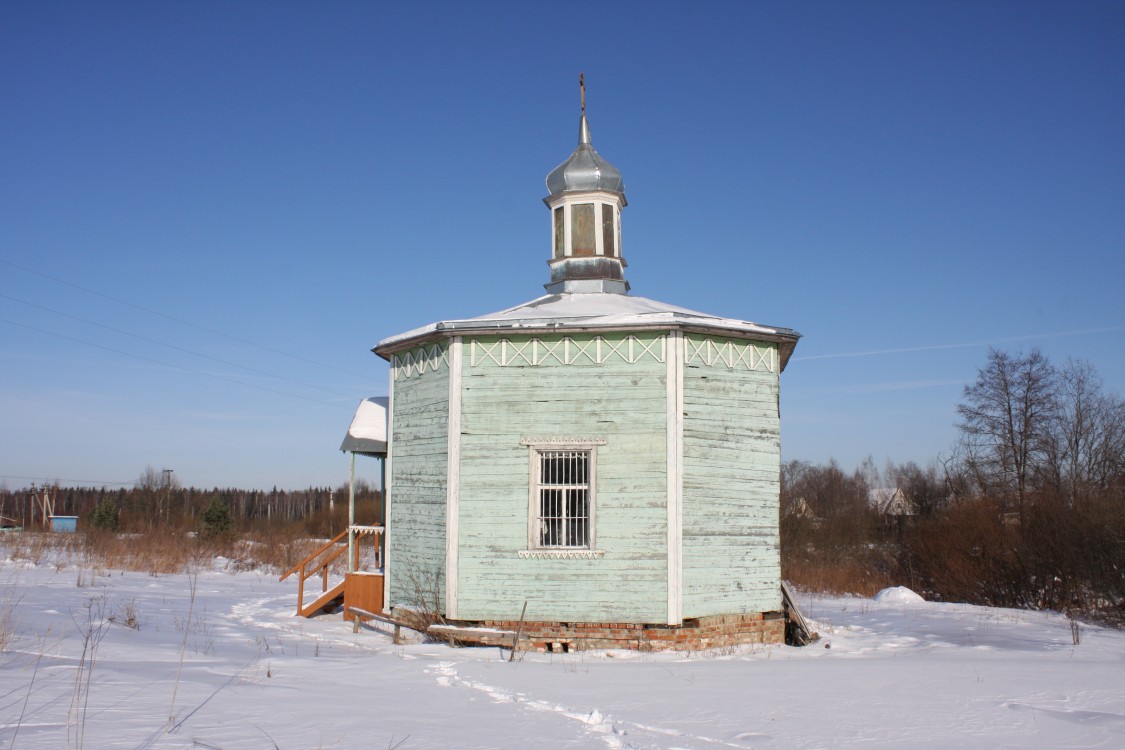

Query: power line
0;291;362;399
794;327;1125;362
0;257;374;379
0;317;352;410
0;474;135;488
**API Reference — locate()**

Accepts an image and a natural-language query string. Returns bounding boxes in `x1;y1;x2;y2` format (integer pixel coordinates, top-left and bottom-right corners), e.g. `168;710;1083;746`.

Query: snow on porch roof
374;292;802;370
339;397;388;455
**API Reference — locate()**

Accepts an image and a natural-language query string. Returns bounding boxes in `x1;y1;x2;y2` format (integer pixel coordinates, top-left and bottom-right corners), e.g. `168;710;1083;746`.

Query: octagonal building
373;101;800;650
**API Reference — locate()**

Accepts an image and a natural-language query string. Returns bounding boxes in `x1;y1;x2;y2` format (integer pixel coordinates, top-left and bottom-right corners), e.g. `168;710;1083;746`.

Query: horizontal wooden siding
387;344;450;611
682;334;782;617
456;333;669;623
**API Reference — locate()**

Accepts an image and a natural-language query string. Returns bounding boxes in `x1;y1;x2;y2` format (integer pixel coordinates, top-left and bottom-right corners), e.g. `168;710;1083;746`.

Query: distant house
309;88;800;652
868;487;913;517
783;496;816;521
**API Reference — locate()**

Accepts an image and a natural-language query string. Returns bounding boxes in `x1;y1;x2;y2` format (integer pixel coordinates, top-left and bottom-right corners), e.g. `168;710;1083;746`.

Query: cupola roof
545;80;625;198
545;116;624;197
374;78;801;368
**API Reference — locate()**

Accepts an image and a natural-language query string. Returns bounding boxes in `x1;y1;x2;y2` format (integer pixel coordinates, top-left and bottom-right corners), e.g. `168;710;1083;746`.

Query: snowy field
1;557;1123;750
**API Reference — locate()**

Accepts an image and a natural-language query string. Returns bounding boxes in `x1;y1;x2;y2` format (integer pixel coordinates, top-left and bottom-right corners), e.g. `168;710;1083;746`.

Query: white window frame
520;437;606;556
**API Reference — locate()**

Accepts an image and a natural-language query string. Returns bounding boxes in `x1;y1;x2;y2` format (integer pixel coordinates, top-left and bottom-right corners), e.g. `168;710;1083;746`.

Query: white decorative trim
471;334;665;367
383;365;396;604
666;330;684;625
392;343;449;380
445;337;462;620
517;549;606;560
520;436;607;447
684;336;775;373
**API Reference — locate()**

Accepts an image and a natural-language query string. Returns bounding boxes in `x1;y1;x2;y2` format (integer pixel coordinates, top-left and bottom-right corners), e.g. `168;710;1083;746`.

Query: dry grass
782;556;896;598
782;489;1125;627
0;575;18;652
0;527;332;578
2;531;84;567
83;532;205;574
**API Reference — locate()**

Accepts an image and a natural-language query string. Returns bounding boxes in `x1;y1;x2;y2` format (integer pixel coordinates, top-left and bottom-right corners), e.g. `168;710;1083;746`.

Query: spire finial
578;73;591;145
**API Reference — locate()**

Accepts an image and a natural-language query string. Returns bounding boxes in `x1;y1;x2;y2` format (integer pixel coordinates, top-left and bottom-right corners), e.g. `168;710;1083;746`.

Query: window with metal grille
535;449;591;548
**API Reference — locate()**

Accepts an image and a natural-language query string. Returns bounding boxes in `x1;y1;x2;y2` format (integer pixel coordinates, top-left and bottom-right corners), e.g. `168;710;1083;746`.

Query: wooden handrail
279;530;348;582
314;544;349;585
281;526;384;617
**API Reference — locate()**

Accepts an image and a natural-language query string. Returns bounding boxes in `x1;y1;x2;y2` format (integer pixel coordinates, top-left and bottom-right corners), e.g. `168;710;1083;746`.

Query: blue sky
2;1;1123;490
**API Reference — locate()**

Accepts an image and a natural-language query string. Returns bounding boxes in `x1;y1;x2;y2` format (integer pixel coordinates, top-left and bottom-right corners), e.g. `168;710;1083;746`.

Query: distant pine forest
1;470;384;540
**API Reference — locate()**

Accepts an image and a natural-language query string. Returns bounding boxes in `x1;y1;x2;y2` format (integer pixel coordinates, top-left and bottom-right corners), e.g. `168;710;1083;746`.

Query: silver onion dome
545;114;625;197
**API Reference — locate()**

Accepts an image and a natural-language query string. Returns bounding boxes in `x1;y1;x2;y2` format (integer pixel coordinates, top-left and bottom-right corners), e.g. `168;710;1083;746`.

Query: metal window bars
538;450;590;548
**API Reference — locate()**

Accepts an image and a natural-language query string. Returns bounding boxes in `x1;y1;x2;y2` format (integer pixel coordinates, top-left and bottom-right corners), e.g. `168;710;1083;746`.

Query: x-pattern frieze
685;336;775;373
468;334;666;367
392;344;448;380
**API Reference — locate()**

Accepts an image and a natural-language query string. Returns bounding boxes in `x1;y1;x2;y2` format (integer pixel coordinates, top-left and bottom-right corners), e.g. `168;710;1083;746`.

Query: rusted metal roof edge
339;436;387;456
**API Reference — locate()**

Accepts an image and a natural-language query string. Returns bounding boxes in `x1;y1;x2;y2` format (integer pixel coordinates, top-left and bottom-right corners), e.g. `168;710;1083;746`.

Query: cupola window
601;203;616;257
571;203;596;256
553;206;564;259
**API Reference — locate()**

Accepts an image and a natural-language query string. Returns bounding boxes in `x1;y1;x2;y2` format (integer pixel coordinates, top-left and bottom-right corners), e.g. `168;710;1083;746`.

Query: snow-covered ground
1;557;1122;749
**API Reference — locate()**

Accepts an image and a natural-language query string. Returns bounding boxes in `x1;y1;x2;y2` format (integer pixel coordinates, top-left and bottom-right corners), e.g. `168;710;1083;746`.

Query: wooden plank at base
781;580;818;646
346;606;409;644
428;624;518;638
427;623;523;650
346;607;402;626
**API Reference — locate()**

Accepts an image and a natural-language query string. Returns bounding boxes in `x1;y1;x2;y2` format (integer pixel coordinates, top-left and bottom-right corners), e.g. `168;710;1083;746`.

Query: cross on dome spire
543;77;629;295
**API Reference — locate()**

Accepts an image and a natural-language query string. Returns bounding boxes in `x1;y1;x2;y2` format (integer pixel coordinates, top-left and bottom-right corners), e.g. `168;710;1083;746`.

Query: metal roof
545;115;625;197
374;292;801;370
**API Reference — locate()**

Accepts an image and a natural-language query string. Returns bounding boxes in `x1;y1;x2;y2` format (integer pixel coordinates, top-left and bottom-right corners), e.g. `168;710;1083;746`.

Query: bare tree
135;466;180;526
887;460;947;516
956;348;1057;527
857;455;881;493
135;465;163;493
1049;359;1125;505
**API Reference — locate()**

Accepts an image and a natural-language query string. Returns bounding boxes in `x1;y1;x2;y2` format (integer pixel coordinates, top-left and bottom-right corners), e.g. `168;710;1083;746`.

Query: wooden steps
299;579;346;617
280;526;385;618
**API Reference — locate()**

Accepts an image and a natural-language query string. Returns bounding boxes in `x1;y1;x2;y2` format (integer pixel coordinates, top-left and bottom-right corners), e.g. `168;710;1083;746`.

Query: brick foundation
437;611;785;652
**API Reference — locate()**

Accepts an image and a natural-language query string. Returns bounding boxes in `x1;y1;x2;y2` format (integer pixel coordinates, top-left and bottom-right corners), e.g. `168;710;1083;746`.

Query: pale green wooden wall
681;334;782;616
386;344;450;610
386;330;784;624
455;333;669;623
